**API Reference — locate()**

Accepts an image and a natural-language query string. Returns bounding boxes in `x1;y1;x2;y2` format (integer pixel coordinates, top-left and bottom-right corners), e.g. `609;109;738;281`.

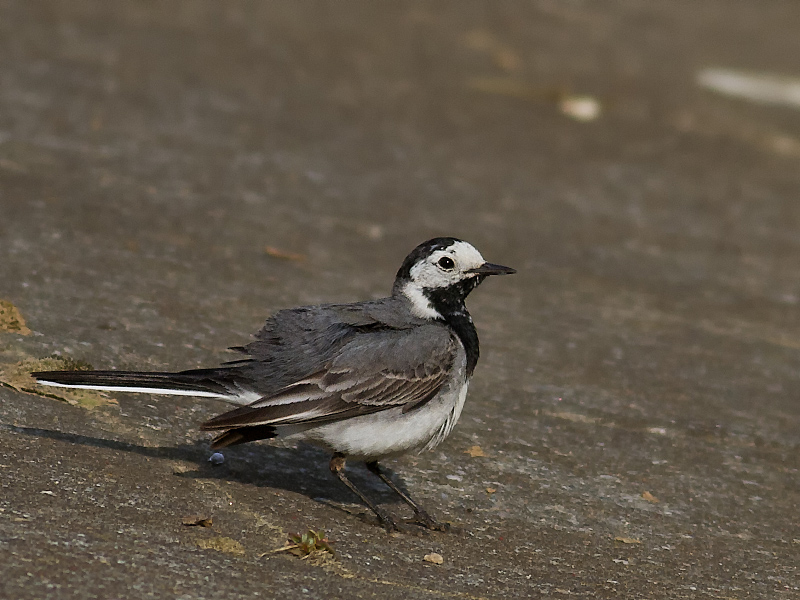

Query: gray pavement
1;2;799;598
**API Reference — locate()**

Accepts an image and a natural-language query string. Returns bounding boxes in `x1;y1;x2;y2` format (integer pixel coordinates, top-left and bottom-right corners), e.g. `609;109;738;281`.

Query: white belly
293;369;470;461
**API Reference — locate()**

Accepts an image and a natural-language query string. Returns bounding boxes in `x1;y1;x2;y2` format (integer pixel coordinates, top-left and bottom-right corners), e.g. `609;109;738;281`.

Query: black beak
467;262;516;276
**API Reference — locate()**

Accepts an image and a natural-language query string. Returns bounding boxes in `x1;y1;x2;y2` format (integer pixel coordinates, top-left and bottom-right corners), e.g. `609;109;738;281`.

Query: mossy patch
196;536;245;556
0;356;117;409
0;300;31;335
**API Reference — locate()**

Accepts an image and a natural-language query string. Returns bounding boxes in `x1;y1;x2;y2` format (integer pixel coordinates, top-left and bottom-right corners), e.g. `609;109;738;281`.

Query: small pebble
423;552;444;565
208;452;225;465
559;95;601;121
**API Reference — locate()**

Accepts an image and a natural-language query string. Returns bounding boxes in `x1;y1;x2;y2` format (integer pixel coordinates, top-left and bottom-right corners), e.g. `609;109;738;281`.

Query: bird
33;237;515;531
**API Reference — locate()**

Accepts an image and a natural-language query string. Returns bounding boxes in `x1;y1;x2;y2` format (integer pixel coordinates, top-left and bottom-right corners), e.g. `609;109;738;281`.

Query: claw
410;510;450;532
375;509;401;532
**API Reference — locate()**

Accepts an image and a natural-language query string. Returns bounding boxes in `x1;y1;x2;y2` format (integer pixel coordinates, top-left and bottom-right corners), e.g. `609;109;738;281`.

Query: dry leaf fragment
465;445;486;458
182;515;213;527
423;552;444;565
614;536;641;544
264;246;306;262
261;530;335;559
641;491;659;503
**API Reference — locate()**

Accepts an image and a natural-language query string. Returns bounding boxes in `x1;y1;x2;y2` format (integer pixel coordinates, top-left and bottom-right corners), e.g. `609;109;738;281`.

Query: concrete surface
1;1;799;598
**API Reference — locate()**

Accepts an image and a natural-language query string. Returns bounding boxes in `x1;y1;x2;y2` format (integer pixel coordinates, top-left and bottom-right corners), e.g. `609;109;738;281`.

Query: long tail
32;368;257;403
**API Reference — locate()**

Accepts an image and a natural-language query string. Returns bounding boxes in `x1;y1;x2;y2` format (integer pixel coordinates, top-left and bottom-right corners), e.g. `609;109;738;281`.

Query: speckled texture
1;2;799;598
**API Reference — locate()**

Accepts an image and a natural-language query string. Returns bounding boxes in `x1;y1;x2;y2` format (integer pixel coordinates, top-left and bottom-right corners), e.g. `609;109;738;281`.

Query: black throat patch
422;276;487;376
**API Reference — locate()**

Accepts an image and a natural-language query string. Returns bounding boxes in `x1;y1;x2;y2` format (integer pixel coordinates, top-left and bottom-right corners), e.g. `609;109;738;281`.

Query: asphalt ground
1;2;799;598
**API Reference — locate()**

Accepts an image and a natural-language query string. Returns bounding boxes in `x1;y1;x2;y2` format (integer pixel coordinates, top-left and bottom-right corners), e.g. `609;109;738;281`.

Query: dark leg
366;461;450;532
329;454;398;532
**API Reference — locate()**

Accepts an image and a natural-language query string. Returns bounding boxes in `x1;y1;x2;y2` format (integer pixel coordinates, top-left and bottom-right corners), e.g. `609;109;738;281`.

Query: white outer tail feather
35;379;258;404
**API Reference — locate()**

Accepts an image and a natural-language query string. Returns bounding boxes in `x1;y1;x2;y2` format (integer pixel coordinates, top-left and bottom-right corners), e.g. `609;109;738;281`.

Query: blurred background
1;2;799;598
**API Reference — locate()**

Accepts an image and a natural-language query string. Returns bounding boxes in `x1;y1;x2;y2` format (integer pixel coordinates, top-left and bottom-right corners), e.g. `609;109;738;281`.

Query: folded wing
201;325;457;448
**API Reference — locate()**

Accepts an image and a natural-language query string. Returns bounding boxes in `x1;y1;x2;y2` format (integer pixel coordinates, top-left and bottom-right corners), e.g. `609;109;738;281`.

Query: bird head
393;237;515;319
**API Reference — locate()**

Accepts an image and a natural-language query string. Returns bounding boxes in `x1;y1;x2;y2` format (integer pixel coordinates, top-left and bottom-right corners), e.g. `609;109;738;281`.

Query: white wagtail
34;237;515;531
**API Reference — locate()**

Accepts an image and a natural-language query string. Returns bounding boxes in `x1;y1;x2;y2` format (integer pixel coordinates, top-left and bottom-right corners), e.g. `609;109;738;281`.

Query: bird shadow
6;424;414;511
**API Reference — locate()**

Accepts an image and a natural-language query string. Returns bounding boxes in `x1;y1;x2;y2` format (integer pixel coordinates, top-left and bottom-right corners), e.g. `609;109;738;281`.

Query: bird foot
407;510;450;532
374;509;401;533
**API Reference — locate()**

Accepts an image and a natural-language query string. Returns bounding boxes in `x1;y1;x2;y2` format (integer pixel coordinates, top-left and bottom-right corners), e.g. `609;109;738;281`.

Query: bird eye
437;256;455;271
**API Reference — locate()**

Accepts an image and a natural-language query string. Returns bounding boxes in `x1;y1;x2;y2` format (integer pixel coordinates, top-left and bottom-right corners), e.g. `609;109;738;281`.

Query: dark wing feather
201;325;457;432
209;425;278;448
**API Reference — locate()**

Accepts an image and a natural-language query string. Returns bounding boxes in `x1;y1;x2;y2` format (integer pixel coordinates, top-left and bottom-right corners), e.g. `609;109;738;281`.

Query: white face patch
401;281;443;319
408;241;485;289
399;240;486;317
